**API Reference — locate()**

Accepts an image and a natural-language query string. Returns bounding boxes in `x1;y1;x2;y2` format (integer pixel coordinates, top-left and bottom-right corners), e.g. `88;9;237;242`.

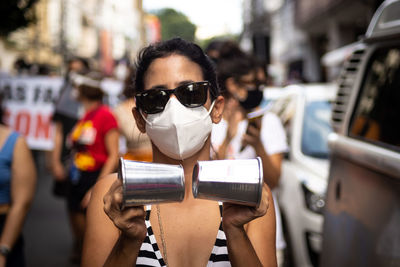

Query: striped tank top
136;203;231;266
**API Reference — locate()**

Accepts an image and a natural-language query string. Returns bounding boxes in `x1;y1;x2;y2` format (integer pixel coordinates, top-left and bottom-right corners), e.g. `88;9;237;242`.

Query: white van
272;84;337;267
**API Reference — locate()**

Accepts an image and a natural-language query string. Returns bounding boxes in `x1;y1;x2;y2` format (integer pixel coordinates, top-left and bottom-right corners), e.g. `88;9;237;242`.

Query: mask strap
139;109;153;127
207;100;216;116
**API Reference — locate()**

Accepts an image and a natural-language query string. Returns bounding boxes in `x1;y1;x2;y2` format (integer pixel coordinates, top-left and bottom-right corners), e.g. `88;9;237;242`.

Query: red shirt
70;105;118;171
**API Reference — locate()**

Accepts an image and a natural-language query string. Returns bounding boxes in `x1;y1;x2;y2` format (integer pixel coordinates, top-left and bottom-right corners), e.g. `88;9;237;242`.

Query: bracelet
0;244;10;257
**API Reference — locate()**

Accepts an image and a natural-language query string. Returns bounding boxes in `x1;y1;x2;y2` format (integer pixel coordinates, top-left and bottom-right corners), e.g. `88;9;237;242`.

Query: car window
301;101;332;159
349;46;400;151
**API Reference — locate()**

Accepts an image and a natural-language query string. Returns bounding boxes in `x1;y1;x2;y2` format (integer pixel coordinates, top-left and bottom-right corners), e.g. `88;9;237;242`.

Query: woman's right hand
52;161;66;181
103;178;147;242
222;184;270;230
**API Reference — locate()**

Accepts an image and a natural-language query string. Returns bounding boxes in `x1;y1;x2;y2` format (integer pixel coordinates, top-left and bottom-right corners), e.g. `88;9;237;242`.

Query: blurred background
0;1;389;267
0;0;384;84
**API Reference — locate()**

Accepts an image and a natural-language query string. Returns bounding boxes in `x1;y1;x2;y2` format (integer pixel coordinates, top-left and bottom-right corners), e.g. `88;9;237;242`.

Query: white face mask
141;97;215;160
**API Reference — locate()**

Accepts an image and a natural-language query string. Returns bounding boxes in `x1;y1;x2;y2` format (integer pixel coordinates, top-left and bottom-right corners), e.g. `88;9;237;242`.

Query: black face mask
239;87;264;110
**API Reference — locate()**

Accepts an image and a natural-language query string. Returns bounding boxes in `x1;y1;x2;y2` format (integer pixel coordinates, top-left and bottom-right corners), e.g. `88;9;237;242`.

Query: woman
67;73;119;262
0;93;37;267
211;41;288;266
50;57;89;197
212;41;287;189
82;38;277;267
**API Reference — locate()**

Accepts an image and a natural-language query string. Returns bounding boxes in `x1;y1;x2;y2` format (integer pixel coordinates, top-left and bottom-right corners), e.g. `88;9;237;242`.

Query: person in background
0;92;37;267
113;66;152;162
51;57;89;198
204;39;226;63
82;38;277;267
211;41;288;267
67;72;119;263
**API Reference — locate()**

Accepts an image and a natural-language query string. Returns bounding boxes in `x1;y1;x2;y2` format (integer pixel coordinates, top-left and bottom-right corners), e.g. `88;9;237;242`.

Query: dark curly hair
215;41;254;97
133;38;219;100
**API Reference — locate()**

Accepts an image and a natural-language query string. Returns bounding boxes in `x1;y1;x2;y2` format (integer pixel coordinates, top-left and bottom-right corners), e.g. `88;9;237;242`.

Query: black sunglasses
135;81;211;114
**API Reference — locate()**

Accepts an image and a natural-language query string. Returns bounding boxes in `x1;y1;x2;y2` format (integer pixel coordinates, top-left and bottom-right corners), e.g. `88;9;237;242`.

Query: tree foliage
156;8;196;42
0;0;38;37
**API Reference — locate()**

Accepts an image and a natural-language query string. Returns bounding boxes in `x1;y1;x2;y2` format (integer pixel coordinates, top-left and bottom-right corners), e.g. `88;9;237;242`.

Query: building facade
241;0;384;85
1;0;145;75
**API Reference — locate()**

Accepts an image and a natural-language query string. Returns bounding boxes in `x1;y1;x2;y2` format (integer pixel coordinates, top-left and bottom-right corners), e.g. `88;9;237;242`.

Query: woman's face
228;71;257;101
143;54;212;109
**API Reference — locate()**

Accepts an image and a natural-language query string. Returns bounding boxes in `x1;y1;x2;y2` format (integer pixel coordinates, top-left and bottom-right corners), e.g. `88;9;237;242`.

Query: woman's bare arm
82;175;146;267
246;186;277;267
223;185;277;267
82;175;120;266
0;136;37;253
50;122;66;180
98;129;119;179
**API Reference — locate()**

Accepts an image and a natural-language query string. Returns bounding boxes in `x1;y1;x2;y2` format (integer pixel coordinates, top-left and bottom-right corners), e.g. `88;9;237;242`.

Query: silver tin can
192;157;263;207
118;158;185;206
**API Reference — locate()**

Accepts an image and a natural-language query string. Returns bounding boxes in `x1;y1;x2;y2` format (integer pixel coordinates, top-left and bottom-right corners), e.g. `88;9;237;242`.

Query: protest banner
0;76;123;151
0;76;63;150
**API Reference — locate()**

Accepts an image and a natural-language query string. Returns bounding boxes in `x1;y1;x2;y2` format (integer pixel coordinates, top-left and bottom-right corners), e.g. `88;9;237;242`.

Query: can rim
256;156;263;208
192;162;200;198
178;164;185;201
118;157;126;208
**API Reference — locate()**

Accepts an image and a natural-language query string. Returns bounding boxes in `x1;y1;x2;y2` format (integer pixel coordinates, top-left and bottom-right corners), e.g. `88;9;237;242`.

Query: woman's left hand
241;117;263;149
222;184;269;230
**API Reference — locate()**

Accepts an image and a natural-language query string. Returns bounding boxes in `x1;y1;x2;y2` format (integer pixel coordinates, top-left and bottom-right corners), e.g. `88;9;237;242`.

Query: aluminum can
118;158;185;206
192;157;263;207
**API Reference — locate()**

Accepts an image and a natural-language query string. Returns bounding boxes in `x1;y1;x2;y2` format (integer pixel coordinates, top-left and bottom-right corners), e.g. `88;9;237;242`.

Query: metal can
192;157;263;207
118;158;185;207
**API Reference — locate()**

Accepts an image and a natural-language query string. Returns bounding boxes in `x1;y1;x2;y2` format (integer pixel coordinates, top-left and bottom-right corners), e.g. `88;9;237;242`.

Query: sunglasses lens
137;90;169;114
137;82;210;114
176;83;208;108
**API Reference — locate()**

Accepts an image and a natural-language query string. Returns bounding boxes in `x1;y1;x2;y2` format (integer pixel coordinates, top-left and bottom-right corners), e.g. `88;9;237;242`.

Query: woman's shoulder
95;173;118;189
0;126;22;148
0;125;12;138
96;105;118;128
94;173;118;194
99;105;115;115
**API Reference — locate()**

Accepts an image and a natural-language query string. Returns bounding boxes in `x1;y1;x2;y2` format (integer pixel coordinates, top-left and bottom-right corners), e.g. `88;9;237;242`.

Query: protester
211;41;288;266
113;66;152;162
50;57;89;198
205;39;226;63
0;92;37;267
67;72;119;263
82;38;277;267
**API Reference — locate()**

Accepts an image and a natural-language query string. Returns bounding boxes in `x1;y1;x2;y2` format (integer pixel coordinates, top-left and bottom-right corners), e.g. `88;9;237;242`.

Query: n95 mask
141;97;215;160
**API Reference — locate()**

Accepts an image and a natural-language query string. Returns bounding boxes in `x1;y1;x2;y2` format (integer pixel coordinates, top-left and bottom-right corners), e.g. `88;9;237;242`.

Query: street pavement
23;151;77;267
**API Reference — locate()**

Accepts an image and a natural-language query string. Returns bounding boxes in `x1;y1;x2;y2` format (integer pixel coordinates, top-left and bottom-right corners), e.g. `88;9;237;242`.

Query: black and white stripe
136;204;231;266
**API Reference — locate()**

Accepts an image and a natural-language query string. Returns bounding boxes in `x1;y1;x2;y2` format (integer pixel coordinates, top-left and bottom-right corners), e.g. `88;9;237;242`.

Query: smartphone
246;117;261;134
240;110;264;151
246;109;264;132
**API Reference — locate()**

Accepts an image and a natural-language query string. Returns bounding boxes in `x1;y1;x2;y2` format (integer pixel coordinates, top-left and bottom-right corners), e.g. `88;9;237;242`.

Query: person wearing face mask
82;38;278;267
50;57;90;198
66;72;119;263
211;41;288;267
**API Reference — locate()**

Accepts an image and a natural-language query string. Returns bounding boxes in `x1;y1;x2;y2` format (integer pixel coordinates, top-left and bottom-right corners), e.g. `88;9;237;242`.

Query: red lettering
35;114;51;139
15;111;31;136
